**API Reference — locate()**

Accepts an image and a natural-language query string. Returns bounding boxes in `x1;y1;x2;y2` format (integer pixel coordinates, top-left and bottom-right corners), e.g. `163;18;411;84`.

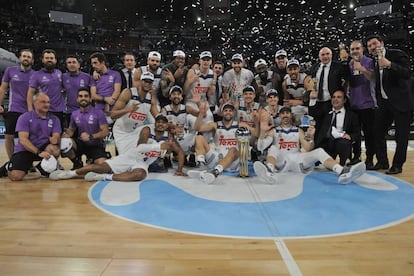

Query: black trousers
351;107;376;162
374;99;412;168
321;138;352;166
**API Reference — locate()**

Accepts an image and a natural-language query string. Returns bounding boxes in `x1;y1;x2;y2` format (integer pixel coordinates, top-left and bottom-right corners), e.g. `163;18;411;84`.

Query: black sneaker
71;159;84;170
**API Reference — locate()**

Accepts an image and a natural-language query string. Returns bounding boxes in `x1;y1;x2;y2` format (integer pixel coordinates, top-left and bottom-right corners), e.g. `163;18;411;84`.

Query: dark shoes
385;167;402;175
347;157;361;166
369;163;389;171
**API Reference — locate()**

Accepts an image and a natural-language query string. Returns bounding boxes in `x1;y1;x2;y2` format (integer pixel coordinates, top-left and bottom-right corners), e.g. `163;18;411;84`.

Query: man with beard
110;72;156;155
253;106;365;185
254;58;276;106
60;87;109;169
187;102;241;184
90;52;122;123
0;93;61;180
282;58;308;123
27;49;65;129
159;50;187;107
0;49;34;158
62;55;92;129
134;51;162;91
49;114;187;181
222;54;255;102
161;85;195;156
270;49;288;106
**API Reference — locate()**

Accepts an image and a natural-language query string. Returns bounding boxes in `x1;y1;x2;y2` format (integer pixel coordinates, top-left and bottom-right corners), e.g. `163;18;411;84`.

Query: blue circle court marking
88;169;414;239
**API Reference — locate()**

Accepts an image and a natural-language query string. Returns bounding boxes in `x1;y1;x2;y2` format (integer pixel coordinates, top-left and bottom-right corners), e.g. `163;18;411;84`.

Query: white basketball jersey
272;126;300;153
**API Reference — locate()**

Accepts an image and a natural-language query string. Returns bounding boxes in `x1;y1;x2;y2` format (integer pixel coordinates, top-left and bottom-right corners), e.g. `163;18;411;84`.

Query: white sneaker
49;170;75;180
253;161;275;184
338;162;366;184
84;172;106;181
187;169;218;184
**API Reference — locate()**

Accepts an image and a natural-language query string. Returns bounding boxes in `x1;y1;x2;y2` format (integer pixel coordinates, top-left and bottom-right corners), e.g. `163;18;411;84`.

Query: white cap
199;51;212;59
169;85;183;95
231;53;243;61
275;49;287;58
60;138;73;154
141;71;155;81
254;58;267;68
173;50;186;57
287;58;300;67
40;156;58;173
148;51;161;60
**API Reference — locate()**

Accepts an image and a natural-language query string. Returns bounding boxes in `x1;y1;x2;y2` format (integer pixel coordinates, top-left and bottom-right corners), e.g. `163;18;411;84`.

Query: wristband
89;134;94;140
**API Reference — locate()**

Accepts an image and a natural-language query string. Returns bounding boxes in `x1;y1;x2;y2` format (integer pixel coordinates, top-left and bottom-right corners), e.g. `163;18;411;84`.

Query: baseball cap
199;51;212;59
275;49;287;58
148;51;161;60
254;58;267;68
279;106;292;113
173;50;186;58
287;58;300;67
243;85;256;93
266;89;279;97
140;71;154;81
40;156;58;173
60;138;73;154
155;114;169;123
221;102;235;113
231;53;243;61
169;85;183;95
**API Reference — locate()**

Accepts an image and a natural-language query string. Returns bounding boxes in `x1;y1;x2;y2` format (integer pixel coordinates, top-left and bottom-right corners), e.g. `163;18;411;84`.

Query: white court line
274;238;303;276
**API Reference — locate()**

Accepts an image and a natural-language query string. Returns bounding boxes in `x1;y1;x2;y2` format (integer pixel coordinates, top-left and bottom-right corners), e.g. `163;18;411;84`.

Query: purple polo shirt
69;106;107;146
1;66;34;113
29;68;65;112
14;110;61;153
348;56;376;110
62;71;92;113
90;69;121;110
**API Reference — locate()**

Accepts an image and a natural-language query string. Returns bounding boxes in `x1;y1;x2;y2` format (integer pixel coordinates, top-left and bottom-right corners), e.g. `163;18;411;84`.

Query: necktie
318;65;326;100
128;70;133;88
215;79;220;105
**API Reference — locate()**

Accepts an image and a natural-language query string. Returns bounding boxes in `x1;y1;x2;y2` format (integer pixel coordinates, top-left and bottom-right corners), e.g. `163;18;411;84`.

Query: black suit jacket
309;61;349;96
376;48;413;112
315;108;360;147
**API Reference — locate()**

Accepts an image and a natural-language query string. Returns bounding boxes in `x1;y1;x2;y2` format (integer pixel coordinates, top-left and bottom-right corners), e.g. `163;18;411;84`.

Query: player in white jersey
282;58;308;123
161;85;195;154
110;72;157;154
253;106;366;184
134;51;162;91
183;51;215;142
254;58;276;106
49;114;187;181
222;53;255;100
188;102;241;184
261;89;283;127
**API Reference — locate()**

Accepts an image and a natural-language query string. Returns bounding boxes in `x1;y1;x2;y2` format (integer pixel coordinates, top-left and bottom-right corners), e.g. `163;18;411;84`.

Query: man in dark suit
307;47;349;138
119;53;137;90
315;90;360;166
366;34;413;174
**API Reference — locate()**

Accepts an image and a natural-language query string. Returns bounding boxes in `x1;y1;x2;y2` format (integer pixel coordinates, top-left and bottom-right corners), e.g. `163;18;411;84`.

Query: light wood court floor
0;142;413;275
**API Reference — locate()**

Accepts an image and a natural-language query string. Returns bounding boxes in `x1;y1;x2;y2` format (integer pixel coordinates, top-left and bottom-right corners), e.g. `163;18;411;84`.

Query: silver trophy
235;127;251;177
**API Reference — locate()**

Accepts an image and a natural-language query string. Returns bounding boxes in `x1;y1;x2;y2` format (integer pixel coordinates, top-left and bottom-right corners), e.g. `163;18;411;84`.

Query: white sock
196;155;206;163
104;174;113;180
333;164;343;175
215;165;224;173
70;170;78;177
266;163;275;173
